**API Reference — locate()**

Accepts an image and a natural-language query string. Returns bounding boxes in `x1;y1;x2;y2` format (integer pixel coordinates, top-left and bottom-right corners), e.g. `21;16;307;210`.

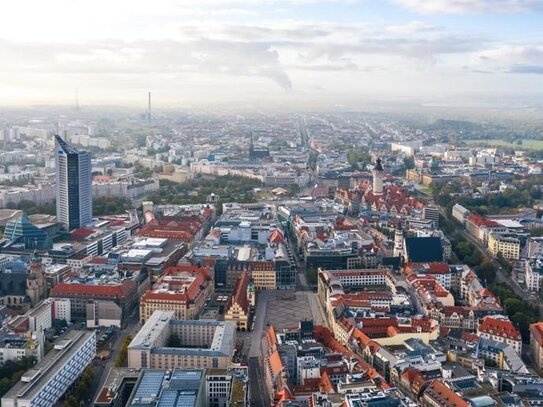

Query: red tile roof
467;213;500;228
479;316;521;342
441;306;474;317
423;380;469;407
531;322;543;347
140;265;210;303
71;228;97;240
226;269;250;313
269;229;284;244
312;325;386;387
51;280;135;299
136;218;203;242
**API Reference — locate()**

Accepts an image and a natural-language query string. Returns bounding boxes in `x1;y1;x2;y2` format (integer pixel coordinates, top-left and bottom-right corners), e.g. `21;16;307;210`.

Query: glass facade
3;215;51;249
55;135;93;230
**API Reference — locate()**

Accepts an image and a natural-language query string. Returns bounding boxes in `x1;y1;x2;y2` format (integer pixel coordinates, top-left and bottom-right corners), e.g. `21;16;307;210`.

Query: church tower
26;251;46;306
372;158;384;195
393;228;404;258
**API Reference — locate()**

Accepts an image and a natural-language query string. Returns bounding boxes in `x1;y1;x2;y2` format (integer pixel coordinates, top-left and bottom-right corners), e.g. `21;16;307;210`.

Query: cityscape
1;1;543;407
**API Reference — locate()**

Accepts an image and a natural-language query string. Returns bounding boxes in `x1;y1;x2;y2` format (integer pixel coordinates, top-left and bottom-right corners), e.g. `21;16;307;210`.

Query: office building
55;135;93;231
128;311;235;371
139;265;213;323
127;369;205;407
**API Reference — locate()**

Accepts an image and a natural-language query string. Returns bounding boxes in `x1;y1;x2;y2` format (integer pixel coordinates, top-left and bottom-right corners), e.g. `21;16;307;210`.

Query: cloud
393;0;543;14
0;38;293;90
0;21;485;87
386;21;439;34
470;44;543;74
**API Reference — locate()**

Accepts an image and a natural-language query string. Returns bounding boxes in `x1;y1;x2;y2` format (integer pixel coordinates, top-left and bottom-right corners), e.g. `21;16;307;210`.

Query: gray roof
2;330;95;403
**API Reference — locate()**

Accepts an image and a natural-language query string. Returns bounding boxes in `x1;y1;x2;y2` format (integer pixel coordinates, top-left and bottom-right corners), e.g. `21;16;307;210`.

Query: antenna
75;88;80;111
148;91;151;124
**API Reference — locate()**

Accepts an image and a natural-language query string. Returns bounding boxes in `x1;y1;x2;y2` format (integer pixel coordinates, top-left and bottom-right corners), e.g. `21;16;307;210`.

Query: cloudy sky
1;0;543;107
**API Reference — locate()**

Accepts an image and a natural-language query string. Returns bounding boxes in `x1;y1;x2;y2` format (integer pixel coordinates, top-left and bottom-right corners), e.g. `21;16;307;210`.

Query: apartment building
488;233;520;260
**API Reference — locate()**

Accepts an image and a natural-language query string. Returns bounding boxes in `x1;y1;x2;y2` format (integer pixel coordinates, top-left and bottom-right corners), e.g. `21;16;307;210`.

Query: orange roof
467;213;500;228
441;306;474;317
313;325;386;387
265;325;278;349
274;385;295;405
51;280;135;299
423;380;469;407
479;316;521;341
531;322;543;347
269;349;284;377
319;371;334;393
141;265;210;303
226;269;250;313
269;229;284;244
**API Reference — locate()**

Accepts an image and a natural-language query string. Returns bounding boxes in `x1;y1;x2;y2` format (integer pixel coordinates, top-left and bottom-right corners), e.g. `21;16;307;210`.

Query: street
421;190;535;304
249;357;269;407
91;312;141;405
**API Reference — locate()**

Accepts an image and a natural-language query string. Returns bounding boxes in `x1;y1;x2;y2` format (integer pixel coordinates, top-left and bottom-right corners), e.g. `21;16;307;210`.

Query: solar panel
156;390;178;407
132;371;165;402
176;391;197;407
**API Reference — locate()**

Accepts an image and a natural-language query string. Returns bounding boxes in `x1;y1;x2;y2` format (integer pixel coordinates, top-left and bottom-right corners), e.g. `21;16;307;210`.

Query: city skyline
1;0;543;107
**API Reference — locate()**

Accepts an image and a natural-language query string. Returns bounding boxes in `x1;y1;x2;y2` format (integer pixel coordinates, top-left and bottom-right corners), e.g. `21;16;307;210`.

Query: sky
1;0;543;108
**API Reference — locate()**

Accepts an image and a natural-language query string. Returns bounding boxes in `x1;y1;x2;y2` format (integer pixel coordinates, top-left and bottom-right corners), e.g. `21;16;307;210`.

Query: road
249;357;269;407
284;235;311;292
249;291;270;358
247;291;272;407
91;312;141;405
460;226;533;302
395;275;424;315
418;189;534;304
307;291;328;327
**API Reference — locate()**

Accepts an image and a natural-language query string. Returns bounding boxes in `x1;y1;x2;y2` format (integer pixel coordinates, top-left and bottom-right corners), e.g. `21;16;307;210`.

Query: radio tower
75;88;80;111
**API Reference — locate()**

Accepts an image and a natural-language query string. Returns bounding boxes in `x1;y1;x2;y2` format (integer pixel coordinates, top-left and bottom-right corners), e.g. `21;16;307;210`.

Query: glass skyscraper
55;135;92;230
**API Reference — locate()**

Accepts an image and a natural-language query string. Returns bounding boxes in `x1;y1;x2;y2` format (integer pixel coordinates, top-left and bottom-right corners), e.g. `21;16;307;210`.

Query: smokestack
148;91;151;124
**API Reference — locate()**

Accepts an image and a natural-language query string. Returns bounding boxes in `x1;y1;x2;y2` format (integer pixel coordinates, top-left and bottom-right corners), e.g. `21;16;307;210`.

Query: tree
52;319;68;335
403;156;415;170
347;147;370;168
93;197;133;216
115;334;133;367
289;184;300;196
0;357;36;397
64;396;79;407
167;334;182;347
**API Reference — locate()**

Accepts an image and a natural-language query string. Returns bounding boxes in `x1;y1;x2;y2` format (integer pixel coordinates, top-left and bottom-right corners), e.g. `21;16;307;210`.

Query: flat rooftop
129;369;204;407
129;311;235;357
2;330;95;402
95;367;140;405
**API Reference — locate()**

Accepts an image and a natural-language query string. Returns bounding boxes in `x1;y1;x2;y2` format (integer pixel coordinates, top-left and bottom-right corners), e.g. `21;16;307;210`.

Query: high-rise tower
55;135;92;230
372;157;384;195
